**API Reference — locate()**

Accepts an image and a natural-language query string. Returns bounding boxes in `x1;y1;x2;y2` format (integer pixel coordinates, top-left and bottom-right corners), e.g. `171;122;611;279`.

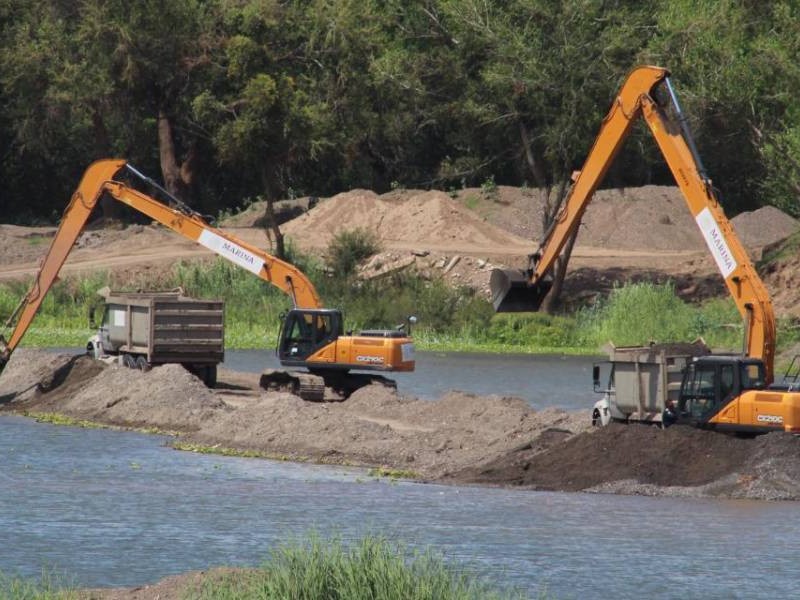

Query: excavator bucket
489;269;552;312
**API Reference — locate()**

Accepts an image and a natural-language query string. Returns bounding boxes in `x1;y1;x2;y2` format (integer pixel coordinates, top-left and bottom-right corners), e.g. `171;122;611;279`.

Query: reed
192;534;525;600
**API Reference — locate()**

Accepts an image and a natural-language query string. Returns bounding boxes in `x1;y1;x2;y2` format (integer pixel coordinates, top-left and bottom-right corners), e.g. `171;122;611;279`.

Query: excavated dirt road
4;349;800;503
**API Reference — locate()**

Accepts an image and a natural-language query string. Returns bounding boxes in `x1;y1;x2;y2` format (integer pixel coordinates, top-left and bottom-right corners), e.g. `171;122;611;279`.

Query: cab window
741;363;765;390
720;364;734;399
683;364;717;418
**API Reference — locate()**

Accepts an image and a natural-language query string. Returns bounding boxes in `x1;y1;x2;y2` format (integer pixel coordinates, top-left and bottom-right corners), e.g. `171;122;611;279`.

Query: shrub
325;228;381;277
195;535;523;600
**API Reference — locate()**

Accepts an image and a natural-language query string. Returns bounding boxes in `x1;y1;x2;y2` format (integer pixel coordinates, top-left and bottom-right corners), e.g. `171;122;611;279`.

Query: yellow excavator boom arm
493;65;776;380
0;159;322;372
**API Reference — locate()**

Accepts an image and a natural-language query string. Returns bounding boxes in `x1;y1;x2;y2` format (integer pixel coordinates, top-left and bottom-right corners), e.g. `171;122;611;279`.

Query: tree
644;0;800;215
0;0;217;225
435;0;654;311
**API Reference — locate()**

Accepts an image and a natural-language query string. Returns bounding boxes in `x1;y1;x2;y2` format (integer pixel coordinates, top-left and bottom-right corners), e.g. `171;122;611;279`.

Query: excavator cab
675;356;766;426
278;308;342;364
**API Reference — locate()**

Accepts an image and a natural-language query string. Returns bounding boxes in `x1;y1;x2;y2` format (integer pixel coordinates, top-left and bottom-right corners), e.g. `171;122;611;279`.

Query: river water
4;351;800;598
228;349;598;409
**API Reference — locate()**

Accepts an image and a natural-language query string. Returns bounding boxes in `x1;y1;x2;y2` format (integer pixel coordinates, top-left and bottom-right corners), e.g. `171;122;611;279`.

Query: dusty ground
1;184;797;314
78;568;244;600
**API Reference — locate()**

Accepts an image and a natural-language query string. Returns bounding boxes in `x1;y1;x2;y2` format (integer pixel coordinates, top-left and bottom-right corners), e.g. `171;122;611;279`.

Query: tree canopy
1;0;798;222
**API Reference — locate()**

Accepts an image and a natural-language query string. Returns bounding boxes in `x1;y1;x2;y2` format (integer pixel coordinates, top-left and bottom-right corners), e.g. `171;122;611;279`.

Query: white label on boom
695;208;737;278
198;230;264;275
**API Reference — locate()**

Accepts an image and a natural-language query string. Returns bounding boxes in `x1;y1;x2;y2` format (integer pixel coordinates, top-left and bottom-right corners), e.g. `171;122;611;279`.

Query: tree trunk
157;109;193;202
260;167;286;260
90;106;116;220
519;121;574;314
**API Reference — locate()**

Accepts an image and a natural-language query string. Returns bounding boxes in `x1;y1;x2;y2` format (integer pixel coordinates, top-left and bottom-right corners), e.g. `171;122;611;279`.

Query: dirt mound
282;188;531;253
457;185;799;252
763;264;800;318
4;352;225;432
5;350;800;500
452;423;800;500
188;385;590;479
1;350;590;481
731;205;800;249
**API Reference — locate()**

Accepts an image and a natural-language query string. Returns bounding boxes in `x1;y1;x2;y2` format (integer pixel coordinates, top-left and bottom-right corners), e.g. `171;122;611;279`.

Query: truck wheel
203;365;217;388
135;356;151;372
123;354;136;369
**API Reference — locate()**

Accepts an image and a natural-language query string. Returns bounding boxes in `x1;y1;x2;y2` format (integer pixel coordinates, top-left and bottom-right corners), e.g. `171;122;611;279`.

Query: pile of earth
229;185;799;255
3;183;798;316
4;349;800;501
451;423;800;501
229;185;800;312
0;350;589;480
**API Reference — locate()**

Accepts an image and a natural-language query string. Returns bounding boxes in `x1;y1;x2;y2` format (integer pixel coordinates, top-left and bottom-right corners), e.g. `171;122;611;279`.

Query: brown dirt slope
0;350;589;481
450;185;799;251
450;423;800;501
2;184;798;317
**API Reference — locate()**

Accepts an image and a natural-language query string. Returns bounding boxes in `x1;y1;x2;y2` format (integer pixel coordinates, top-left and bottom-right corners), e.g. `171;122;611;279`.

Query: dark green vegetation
0;536;526;599
0;1;798;224
5;243;796;355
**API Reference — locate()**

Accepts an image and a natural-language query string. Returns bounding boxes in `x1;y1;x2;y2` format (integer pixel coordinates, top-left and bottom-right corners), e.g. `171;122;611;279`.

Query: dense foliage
7;248;793;356
1;0;798;222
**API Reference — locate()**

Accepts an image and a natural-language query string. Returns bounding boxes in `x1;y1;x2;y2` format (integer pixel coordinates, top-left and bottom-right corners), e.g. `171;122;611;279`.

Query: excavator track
259;369;325;401
294;373;326;401
259;369;395;402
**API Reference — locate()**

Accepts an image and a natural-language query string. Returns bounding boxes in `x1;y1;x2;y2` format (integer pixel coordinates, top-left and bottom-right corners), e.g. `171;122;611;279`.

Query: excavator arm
491;65;776;380
0;159;322;375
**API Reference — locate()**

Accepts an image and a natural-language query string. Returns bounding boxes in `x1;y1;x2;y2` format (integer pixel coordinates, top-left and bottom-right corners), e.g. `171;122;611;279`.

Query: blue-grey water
6;351;800;598
227;349;598;410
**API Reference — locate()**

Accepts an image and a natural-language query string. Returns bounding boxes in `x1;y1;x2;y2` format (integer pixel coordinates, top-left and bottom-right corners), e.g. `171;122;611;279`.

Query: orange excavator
491;65;800;434
0;159;415;400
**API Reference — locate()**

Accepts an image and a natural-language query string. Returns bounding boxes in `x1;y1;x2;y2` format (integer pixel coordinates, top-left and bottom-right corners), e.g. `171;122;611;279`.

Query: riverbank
3;349;800;501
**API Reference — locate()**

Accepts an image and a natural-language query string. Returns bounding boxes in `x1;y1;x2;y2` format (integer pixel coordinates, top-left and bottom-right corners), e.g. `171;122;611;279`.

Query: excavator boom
0;160;415;390
491;65;776;380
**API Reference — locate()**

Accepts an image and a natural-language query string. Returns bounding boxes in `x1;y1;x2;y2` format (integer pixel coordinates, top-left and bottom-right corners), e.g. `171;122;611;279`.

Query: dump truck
591;341;710;426
490;64;800;434
86;289;224;387
0;160;414;400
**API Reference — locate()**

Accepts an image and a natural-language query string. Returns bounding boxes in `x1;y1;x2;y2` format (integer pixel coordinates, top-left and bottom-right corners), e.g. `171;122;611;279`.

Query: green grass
367;466;420;480
0;570;79;600
2;247;794;356
25;412;104;429
191;535;526;600
0;536;529;600
171;441;299;461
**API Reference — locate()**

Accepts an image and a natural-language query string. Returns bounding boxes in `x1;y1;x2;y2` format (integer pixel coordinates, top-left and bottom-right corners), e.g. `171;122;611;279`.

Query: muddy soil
78;568;243;600
4;349;800;503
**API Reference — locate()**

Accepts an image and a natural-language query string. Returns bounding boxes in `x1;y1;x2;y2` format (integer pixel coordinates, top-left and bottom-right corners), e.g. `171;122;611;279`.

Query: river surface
227;349;599;410
5;351;800;598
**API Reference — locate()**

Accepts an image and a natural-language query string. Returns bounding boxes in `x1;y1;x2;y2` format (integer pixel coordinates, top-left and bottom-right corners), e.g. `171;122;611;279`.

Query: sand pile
276;185;799;257
3;351;226;432
282;189;530;251
4;349;800;500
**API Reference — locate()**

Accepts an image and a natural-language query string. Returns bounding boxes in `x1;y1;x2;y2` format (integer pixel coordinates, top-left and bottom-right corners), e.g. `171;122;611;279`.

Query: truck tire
204;365;217;388
135;356;151;372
